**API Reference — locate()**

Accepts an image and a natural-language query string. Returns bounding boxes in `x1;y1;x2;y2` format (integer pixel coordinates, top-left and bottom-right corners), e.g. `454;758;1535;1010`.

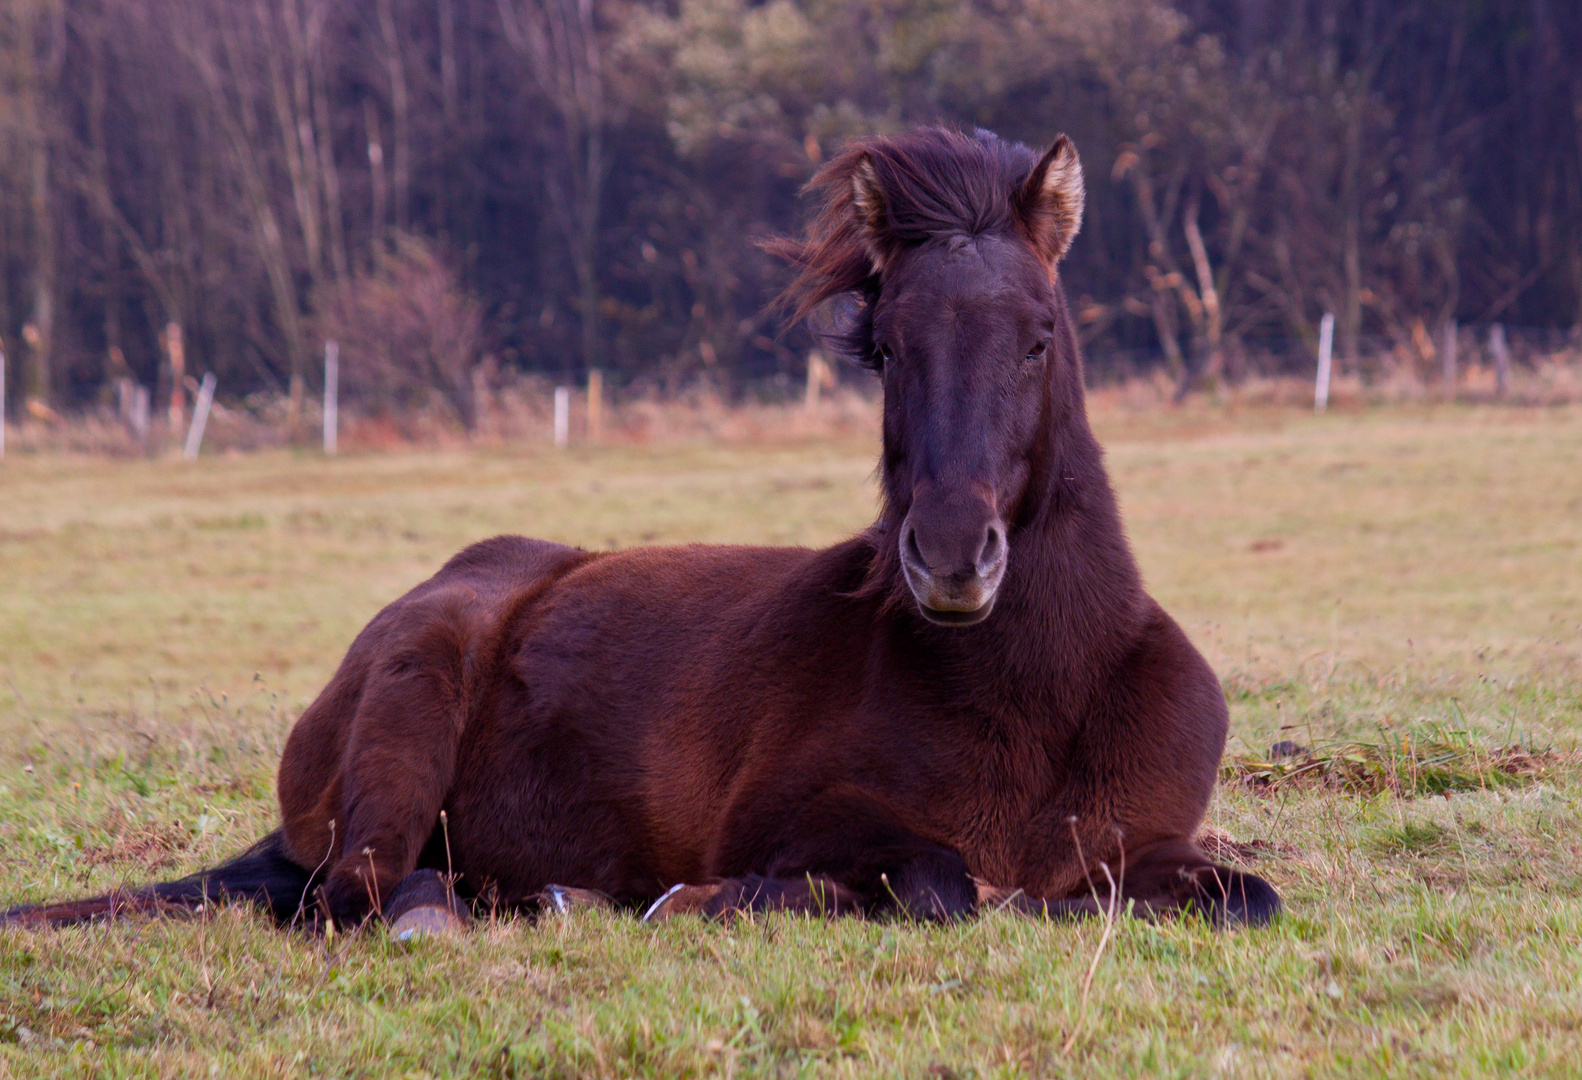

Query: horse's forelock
764;127;1041;334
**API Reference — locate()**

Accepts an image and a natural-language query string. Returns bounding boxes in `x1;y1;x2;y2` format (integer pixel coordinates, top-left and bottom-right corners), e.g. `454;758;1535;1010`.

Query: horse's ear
850;153;891;270
1015;135;1085;265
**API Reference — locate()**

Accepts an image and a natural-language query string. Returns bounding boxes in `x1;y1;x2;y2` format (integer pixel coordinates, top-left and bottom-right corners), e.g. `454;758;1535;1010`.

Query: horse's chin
914;594;997;627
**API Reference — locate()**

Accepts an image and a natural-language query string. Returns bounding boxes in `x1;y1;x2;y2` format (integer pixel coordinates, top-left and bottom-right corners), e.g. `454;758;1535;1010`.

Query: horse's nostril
903;524;927;570
978;525;1005;573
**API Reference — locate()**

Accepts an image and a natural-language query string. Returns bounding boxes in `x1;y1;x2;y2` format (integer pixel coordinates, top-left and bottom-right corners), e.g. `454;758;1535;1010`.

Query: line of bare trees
1;0;1578;422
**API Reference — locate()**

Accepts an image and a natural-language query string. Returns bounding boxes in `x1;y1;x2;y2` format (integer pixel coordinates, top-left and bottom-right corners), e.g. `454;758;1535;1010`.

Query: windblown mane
763;127;1044;369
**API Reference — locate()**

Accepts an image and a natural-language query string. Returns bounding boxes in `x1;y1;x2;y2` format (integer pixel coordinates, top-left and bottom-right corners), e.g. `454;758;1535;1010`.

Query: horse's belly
442;697;676;903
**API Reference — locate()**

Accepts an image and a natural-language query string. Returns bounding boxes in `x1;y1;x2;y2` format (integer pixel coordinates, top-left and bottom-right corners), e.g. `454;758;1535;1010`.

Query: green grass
2;404;1581;1077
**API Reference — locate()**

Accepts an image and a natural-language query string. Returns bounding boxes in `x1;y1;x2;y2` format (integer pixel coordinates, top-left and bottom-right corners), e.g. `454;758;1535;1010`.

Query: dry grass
2;401;1581;1077
1223;726;1565;797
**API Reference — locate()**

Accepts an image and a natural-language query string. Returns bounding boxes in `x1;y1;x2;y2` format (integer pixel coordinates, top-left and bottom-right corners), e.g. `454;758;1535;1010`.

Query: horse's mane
763;127;1042;368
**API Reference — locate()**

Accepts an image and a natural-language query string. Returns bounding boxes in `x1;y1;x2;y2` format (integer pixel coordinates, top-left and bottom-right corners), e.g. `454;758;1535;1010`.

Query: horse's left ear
1015;135;1085;265
849;153;892;271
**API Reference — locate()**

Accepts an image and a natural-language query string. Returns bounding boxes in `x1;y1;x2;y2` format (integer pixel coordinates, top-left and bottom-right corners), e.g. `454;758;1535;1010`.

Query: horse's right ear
849;153;891;271
1015;135;1085;266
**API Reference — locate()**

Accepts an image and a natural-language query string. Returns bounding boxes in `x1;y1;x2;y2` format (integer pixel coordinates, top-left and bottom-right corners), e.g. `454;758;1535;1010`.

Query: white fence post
553;385;570;447
1490;324;1511;400
0;349;6;461
1314;312;1335;413
131;385;150;444
1442;320;1458;400
183;373;216;460
323;339;339;455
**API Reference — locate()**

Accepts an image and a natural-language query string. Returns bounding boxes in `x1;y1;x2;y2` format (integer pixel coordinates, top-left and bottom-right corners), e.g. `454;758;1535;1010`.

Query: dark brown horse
5;128;1278;932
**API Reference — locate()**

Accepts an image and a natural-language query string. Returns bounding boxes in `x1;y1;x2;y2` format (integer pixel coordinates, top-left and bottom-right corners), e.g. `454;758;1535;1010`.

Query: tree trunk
377;0;410;231
365;99;388;266
17;0;62;407
27;144;53;406
498;0;606;373
1340;101;1363;369
1182;196;1222;393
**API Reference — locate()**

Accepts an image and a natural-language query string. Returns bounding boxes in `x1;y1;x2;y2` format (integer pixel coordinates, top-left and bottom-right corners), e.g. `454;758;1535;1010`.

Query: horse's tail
0;830;318;929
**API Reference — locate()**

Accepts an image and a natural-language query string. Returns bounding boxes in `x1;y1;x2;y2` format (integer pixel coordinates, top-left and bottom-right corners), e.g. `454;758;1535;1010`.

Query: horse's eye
876;344;895;366
1025;340;1050;362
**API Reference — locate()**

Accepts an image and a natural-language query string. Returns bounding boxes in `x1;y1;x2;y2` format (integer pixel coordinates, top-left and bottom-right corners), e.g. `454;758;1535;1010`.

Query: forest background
1;0;1580;427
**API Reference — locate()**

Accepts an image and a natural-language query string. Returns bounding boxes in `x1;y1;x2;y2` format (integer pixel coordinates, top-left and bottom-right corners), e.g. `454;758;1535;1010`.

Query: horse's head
771;128;1087;625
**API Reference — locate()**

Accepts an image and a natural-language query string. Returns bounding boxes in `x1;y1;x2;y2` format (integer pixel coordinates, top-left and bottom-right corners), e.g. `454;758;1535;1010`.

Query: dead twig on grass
1062;862;1119;1056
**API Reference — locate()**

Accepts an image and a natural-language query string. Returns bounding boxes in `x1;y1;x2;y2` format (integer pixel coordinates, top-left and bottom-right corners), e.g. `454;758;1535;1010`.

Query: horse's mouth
900;559;1004;627
906;575;1000;626
916;597;997;626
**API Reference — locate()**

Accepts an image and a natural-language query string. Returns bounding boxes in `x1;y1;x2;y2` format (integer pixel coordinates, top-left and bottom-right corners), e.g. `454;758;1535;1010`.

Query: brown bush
314;236;486;429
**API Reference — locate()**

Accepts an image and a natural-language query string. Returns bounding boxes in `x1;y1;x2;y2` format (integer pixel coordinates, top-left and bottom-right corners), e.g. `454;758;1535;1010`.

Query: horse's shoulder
1088;596;1227;796
543;538;857;601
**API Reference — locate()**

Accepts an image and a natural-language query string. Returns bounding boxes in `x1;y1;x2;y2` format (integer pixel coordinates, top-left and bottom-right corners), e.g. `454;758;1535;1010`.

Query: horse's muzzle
898;511;1008;626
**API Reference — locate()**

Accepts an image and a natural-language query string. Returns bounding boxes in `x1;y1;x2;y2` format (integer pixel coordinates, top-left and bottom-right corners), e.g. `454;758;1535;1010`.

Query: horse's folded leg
538;884;615;914
975;882;1106;920
385;869;470;940
641;882;726;922
976;880;1012;907
643;875;858;923
1178;863;1282;927
1115;841;1283;927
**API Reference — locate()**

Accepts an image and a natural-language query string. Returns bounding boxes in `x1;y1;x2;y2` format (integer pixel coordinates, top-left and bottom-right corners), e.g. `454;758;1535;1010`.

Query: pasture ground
2;403;1580;1078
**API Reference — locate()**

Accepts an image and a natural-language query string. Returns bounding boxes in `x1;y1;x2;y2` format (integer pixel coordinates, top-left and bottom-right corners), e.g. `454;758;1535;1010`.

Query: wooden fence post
166;321;186;438
183;373;216;461
1490;324;1511;399
553;385;570;447
1;348;6;461
323;340;339;455
805;351;830;411
1441;321;1458;401
587;369;603;442
1314;312;1334;413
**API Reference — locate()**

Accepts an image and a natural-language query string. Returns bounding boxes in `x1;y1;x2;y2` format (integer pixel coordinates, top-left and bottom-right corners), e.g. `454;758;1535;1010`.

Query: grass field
2;404;1581;1078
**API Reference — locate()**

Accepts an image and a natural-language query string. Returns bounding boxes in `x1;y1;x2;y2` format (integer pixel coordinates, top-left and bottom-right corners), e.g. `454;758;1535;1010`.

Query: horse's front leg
978;840;1280;926
981;604;1283;928
648;785;978;922
640;874;861;921
1107;840;1281;925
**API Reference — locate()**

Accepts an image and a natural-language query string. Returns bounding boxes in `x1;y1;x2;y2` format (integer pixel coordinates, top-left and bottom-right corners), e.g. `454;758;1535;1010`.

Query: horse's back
509;539;866;745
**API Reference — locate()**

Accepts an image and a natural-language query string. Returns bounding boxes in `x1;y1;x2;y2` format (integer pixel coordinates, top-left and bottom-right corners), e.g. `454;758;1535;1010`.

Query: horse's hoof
384;869;469;940
975;880;1018;907
539;884;614;914
641;882;725;923
390;904;467;940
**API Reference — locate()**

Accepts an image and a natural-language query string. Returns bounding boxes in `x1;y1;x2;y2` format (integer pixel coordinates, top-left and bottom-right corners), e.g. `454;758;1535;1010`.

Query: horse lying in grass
4;127;1279;934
